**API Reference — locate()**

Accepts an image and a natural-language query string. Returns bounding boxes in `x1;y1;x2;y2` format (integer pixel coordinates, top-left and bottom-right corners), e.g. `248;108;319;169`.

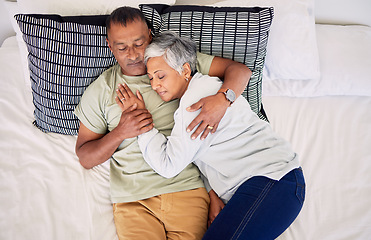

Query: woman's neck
180;75;193;99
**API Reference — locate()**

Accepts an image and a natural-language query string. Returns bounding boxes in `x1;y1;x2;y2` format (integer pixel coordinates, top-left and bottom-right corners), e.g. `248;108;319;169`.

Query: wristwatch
217;88;236;105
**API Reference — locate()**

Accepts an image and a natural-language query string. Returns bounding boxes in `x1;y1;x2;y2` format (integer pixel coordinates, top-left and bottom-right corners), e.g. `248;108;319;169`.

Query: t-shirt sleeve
74;78;108;135
196;51;214;75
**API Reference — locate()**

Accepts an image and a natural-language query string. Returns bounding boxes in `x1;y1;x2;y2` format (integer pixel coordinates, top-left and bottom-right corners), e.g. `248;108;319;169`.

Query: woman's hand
208;189;225;227
186;93;230;140
115;83;146;111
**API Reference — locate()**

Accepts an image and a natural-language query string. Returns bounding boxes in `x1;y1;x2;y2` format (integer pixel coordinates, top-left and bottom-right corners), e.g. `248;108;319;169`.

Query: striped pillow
15;14;115;135
140;4;273;121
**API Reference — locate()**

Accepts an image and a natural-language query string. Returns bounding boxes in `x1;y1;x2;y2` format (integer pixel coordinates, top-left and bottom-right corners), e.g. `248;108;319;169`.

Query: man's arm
75;106;153;169
208;189;225;227
187;56;252;140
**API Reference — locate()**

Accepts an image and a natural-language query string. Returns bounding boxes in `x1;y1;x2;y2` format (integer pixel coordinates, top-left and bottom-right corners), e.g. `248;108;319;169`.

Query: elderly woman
116;31;305;240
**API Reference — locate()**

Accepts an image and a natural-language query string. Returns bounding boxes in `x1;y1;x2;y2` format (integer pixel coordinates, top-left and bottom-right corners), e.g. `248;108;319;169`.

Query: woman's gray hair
144;31;197;76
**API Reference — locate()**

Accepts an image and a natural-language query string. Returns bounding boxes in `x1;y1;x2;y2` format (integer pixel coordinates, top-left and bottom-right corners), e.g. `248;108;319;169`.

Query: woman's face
147;56;189;102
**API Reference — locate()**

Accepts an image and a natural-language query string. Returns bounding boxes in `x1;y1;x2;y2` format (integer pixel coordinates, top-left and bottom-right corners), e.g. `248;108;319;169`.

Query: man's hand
115;83;146;111
115;104;154;139
208;189;225;227
186;93;229;140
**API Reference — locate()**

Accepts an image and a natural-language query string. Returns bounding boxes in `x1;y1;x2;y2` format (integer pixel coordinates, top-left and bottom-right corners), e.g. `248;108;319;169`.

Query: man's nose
127;47;138;61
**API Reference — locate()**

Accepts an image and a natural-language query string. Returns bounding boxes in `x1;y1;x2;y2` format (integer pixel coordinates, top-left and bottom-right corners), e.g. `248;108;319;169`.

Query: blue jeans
203;168;305;240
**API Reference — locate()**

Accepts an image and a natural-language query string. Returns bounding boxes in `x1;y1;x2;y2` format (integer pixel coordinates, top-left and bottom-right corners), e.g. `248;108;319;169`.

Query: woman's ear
148;29;153;42
182;63;192;80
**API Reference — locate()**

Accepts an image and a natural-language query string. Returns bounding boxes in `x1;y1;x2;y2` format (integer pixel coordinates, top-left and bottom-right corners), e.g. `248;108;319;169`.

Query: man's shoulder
196;52;214;75
87;64;120;90
96;63;120;82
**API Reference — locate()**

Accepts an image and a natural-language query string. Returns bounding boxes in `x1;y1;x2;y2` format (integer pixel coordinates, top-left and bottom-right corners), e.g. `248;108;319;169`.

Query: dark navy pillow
15;14;115;135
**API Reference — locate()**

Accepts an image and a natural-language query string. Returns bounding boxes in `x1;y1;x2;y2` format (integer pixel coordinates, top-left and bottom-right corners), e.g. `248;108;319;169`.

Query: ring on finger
207;125;214;130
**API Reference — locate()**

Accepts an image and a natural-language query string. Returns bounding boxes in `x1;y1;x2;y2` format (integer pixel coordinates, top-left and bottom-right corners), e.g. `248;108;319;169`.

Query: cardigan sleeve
137;103;205;178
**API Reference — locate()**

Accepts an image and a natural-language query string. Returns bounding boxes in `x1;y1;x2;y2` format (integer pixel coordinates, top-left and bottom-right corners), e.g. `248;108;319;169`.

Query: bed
0;0;370;239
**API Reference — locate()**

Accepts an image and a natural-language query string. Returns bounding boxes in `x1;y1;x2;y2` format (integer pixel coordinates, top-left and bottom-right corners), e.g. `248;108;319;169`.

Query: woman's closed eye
147;74;165;81
148;74;153;81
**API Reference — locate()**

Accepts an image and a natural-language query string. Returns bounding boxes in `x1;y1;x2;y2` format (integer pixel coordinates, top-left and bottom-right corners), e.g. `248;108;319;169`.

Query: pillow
14;0;175;86
263;24;371;97
17;0;176;15
3;0;19;35
140;4;274;121
315;0;371;27
15;14;116;135
214;0;320;81
3;0;30;86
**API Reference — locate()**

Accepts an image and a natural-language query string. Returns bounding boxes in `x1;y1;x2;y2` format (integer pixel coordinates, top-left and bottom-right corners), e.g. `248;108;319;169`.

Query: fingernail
191;136;195;140
201;137;205;141
187;129;190;132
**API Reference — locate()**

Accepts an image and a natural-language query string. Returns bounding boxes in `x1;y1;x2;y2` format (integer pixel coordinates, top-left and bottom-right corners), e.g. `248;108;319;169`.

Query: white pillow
3;0;18;36
3;0;30;86
263;24;371;97
214;0;320;81
17;0;176;15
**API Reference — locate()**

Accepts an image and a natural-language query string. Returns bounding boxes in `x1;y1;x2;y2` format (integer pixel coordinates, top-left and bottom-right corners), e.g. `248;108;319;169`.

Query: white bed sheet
0;37;117;240
1;34;371;239
264;95;371;240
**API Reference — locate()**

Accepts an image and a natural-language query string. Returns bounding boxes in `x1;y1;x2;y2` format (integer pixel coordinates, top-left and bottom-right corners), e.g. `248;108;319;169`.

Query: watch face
226;89;236;103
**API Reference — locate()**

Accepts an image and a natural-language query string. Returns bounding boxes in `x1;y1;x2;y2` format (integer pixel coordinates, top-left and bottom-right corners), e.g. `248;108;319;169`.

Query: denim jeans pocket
294;168;306;205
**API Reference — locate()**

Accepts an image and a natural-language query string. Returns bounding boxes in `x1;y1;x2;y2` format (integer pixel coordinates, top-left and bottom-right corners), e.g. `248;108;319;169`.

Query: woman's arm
137;105;204;178
115;82;203;178
187;57;252;140
137;129;194;178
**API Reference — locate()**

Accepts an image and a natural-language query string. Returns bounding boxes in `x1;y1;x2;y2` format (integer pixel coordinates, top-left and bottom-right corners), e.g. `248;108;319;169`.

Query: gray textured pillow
140;4;274;121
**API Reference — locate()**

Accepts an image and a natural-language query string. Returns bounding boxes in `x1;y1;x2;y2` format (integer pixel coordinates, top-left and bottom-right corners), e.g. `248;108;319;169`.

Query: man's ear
106;38;113;52
182;63;192;79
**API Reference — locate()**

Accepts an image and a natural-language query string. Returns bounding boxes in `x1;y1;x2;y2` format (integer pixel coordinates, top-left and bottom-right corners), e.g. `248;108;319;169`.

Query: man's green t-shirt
74;52;214;203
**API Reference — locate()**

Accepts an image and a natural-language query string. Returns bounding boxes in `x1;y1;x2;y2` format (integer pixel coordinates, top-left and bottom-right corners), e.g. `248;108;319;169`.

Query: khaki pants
113;187;210;240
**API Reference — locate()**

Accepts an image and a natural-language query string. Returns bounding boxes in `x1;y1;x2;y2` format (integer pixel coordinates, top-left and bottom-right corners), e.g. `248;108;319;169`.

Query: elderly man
74;6;251;240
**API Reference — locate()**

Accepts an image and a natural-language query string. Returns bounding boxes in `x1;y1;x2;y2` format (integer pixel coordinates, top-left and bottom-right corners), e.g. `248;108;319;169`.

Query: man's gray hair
144;31;197;76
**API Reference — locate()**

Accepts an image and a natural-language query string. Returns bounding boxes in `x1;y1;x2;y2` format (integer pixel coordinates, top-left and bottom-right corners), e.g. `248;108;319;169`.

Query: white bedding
0;37;117;240
1;26;371;240
264;95;371;239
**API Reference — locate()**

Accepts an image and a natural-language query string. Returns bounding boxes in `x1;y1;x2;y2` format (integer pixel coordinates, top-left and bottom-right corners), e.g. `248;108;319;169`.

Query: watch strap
217;88;234;104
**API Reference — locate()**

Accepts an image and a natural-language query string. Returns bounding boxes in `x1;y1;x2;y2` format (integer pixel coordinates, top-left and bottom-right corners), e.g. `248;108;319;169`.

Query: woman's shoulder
180;73;222;108
190;72;222;91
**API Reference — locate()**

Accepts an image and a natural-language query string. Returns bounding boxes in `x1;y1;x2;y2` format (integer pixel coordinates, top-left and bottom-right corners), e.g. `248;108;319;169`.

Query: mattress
1;22;371;239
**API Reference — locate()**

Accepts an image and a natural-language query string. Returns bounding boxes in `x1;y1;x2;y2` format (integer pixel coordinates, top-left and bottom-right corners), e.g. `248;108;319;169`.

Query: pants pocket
294;168;306;205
